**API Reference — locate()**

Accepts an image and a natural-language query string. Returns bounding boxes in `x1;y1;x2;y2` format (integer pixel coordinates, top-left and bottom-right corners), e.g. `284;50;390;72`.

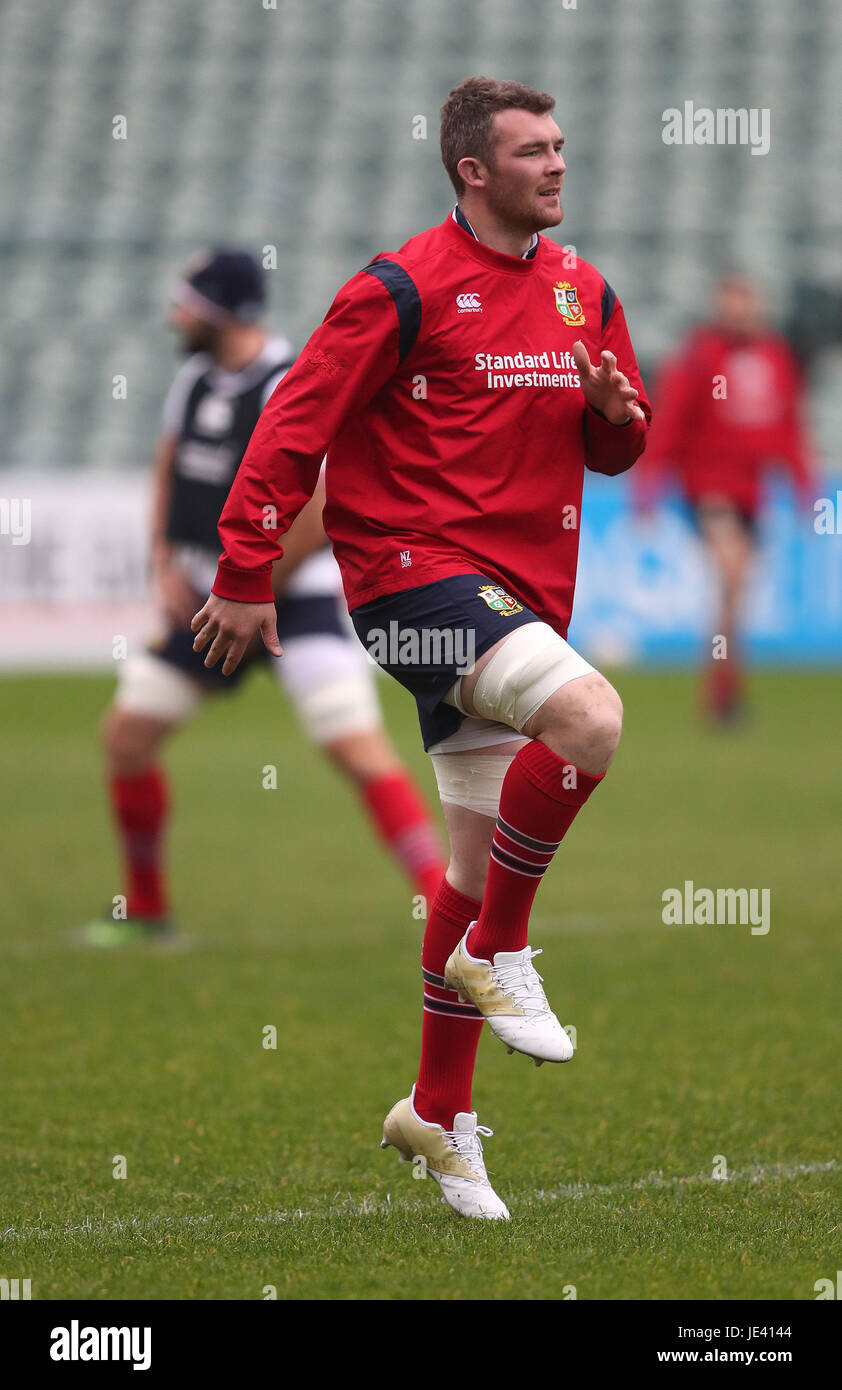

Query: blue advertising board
568;473;842;665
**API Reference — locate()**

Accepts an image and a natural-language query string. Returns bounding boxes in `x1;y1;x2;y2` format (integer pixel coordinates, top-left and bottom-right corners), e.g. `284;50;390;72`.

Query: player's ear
456;156;487;191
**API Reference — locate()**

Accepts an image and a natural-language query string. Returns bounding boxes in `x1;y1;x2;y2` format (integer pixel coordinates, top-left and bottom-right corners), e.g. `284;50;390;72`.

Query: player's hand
572;341;646;425
190;595;282;676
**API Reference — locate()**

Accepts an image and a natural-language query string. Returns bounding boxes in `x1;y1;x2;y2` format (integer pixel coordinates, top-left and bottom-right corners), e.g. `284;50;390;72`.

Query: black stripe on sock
421;967;447;988
497;813;562;854
423;994;482;1019
490;844;547;877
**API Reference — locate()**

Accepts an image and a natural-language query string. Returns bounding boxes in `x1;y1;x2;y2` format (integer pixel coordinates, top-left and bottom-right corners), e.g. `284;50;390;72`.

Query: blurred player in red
78;249;445;946
636;274;814;721
191;81;650;1218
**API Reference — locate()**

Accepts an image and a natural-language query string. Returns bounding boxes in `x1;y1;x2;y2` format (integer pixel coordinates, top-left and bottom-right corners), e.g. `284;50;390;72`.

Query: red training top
635;325;813;513
213;209;651;636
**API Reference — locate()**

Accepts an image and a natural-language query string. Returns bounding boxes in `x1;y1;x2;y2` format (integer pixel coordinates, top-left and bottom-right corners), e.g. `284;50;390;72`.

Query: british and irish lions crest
477;584;524;616
553;280;586;327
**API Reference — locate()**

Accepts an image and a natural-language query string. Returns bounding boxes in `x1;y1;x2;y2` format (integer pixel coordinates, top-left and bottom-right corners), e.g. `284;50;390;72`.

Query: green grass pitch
1;667;839;1300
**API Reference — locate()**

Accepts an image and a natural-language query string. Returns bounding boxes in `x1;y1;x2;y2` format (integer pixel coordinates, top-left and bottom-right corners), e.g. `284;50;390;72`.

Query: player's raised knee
467;621;596;731
583;680;623;761
526;672;623;771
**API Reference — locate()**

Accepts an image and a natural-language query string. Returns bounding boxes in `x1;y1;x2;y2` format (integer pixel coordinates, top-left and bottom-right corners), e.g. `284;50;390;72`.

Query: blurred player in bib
636;274;815;722
78;248;445;946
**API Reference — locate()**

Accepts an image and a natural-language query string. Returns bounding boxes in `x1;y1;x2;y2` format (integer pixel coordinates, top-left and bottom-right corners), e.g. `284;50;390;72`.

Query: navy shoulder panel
601;279;617;331
362;258;422;363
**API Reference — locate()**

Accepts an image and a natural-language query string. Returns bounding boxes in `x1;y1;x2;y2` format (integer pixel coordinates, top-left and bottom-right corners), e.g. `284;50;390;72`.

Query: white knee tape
471;622;595;733
443;679;467;714
113;652;204;723
430;749;519;818
292;673;382;744
276;634;383;744
427;715;527;755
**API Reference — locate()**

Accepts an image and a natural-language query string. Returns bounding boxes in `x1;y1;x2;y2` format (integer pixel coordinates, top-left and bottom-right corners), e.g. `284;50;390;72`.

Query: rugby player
192;82;652;1217
636;273;813;720
79;248;445;946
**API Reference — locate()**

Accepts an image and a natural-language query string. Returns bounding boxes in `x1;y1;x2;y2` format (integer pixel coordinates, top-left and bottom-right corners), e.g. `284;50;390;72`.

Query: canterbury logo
456;291;482;313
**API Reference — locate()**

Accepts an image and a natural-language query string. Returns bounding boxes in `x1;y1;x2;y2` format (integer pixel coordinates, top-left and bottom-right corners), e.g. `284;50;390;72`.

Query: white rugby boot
444;927;574;1065
380;1086;510;1220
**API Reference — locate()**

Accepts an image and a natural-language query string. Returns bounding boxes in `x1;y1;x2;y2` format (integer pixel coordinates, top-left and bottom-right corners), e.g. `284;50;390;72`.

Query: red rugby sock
414;878;484;1129
110;767;170;920
706;658;744;716
360;770;446;905
468;740;603;960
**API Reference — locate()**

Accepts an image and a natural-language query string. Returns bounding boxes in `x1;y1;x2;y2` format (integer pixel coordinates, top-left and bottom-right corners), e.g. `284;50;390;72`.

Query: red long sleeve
213;271;401;603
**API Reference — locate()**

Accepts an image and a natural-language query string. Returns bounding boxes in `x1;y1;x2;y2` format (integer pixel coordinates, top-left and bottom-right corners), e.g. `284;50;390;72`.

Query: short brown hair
440;77;556;197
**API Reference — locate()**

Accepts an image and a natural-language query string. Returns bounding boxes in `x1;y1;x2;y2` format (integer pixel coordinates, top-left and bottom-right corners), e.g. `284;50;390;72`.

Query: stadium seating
1;0;839;468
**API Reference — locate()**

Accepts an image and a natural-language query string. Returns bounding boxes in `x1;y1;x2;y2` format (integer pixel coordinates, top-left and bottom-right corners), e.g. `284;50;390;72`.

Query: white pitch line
1;1160;837;1240
517;1158;840;1203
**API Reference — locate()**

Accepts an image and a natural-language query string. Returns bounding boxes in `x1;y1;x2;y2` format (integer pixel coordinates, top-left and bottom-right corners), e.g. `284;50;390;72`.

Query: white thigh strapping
427;714;525;755
465;622;596;733
430;746;520;818
274;633;382;743
113;652;204;723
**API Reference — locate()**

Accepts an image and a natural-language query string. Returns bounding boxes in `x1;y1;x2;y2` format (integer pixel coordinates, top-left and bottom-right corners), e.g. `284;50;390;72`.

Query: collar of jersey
445;206;540;275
